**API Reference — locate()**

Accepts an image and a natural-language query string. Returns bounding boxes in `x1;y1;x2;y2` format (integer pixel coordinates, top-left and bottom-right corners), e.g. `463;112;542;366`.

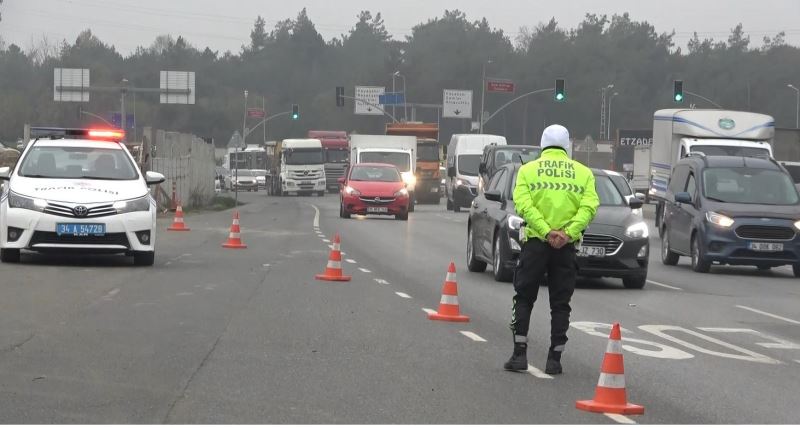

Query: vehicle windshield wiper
21;174;56;178
77;175;128;181
705;196;728;203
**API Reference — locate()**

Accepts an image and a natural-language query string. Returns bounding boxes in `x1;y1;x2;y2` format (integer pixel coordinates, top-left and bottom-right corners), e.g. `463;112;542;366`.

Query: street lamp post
395;71;407;121
599;84;614;140
237;90;248;208
788;84;800;128
607;92;619;142
479;60;492;134
120;78;129;142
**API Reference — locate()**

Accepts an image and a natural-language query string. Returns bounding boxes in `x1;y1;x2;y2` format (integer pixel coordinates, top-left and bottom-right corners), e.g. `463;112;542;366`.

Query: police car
0;128;165;265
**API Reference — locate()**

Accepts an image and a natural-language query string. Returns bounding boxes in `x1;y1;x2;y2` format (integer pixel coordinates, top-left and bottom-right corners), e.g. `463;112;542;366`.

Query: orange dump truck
385;122;441;204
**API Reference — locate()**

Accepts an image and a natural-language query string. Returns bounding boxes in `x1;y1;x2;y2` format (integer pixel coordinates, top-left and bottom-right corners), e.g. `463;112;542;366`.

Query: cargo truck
308;130;349;193
385;122;441;204
267;139;326;196
650;109;775;233
349;134;417;211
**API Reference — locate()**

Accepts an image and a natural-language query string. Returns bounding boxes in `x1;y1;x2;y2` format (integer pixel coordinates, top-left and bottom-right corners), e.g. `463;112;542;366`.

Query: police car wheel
0;248;20;263
133;251;155;266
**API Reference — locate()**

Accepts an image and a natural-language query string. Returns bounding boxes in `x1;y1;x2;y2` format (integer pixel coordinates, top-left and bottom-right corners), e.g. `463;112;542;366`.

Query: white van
445;134;507;212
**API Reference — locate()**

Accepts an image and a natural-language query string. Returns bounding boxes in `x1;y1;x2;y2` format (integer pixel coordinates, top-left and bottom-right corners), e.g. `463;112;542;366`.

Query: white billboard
354;86;385;115
160;70;196;104
443;89;473;119
53;68;90;102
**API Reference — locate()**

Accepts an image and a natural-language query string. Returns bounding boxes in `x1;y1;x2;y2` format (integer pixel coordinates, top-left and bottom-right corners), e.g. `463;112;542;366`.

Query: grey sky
1;0;798;54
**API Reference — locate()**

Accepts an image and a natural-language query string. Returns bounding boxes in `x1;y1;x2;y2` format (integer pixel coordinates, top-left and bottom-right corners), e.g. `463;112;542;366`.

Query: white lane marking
605;413;636;424
571;322;694;360
311;203;320;228
345;259;357;264
322;239;331;243
358;268;371;273
639;325;780;364
459;331;486;342
699;327;800;350
176;292;194;296
165;261;172;266
735;305;800;325
395;292;412;299
526;364;553;379
101;288;120;301
374;278;389;285
341;252;346;256
422;308;436;315
795;360;800;364
647;280;683;290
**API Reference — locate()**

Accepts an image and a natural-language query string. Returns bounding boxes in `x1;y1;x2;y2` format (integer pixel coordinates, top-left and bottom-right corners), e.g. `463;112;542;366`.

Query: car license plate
578;246;606;257
56;223;105;237
749;242;783;252
367;207;389;213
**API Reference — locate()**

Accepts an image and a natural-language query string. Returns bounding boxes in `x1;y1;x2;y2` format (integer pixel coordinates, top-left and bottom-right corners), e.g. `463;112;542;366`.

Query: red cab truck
308;130;349;193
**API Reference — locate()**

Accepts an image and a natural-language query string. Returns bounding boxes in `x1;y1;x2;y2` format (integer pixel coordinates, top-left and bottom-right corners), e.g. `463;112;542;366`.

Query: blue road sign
379;92;405;105
110;113;135;130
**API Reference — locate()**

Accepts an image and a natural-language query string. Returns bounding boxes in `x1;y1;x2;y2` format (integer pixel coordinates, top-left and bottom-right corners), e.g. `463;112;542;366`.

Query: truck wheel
0;248;21;263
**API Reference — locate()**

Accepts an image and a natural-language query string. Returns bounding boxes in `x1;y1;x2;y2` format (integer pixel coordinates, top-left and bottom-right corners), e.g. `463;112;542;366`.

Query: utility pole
607;92;619;142
237;90;248;208
789;84;800;128
479;60;492;133
599;84;613;140
120;78;128;142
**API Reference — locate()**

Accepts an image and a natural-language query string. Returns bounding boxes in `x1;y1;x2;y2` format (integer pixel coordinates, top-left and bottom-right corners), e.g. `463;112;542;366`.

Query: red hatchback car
339;163;410;220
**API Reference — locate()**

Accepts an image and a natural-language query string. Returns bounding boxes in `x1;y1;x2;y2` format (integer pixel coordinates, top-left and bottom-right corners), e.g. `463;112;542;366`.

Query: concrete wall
143;127;216;209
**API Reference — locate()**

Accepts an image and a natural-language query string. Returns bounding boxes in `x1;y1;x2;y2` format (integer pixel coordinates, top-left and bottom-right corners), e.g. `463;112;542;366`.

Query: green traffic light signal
291;104;299;120
554;79;566;102
674;94;683;102
673;80;683;103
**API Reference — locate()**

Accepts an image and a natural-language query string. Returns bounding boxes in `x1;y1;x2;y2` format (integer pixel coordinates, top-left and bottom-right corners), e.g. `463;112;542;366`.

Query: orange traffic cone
576;323;644;415
428;262;470;322
315;233;351;281
221;211;247;249
167;204;190;231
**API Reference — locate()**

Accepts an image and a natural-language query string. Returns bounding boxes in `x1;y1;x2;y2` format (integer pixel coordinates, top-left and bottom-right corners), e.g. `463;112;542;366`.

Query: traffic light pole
243;111;293;139
481;87;555;128
684;91;723;109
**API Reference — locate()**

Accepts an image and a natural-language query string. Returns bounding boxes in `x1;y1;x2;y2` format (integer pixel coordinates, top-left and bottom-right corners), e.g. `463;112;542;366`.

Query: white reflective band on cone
327;261;341;269
229;233;240;239
233;219;240;225
440;294;459;305
445;272;456;282
597;373;626;389
333;243;340;251
606;340;623;355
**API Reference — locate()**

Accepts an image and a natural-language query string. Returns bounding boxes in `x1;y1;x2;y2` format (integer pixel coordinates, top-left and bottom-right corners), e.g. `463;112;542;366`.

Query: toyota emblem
73;205;89;217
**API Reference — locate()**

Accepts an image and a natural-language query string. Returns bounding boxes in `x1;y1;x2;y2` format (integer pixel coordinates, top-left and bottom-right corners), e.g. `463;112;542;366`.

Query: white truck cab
349;135;417;211
446;134;507;212
278;139;326;196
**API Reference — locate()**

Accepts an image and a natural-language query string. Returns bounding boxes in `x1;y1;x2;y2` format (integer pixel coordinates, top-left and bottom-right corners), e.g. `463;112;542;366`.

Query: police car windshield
19;145;138;180
596;176;625;206
703;167;799;205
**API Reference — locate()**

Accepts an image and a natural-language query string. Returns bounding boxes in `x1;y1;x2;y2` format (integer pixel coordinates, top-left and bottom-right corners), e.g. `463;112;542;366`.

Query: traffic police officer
504;124;599;374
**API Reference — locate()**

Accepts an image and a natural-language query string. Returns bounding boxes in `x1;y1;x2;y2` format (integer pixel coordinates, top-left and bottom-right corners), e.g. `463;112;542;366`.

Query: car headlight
8;191;47;212
344;186;361;196
394;188;409;197
401;172;416;187
456;179;464;187
507;215;524;230
706;211;734;228
795;220;800;231
113;195;152;213
625;221;649;238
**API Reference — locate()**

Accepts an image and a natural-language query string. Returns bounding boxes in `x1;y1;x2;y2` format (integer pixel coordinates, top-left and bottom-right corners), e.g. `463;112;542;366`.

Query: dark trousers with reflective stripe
510;239;577;350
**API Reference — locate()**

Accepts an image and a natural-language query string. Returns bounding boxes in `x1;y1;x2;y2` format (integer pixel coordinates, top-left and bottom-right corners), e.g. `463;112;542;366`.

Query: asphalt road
1;191;798;423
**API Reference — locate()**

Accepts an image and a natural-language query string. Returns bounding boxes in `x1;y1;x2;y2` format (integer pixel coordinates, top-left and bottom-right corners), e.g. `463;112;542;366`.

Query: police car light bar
29;127;125;141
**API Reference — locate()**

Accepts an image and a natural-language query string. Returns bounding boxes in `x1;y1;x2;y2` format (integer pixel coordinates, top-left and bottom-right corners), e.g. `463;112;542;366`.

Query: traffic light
291;104;299;120
673;80;684;103
336;86;345;107
554;79;566;102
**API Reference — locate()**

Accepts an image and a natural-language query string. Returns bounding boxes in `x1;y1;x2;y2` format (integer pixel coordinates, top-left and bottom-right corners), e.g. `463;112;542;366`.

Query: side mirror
629;198;644;209
337;177;346;185
674;192;692;204
484;189;503;202
478;162;487;174
448;166;456;178
145;171;166;185
634;192;645;201
0;166;10;180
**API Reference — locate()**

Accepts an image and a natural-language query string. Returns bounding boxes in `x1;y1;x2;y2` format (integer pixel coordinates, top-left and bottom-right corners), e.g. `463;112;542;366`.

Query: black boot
503;342;528;371
545;349;562;375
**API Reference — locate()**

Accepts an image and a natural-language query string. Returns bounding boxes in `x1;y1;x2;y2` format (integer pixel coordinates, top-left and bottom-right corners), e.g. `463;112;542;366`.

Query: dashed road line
735;305;800;325
358;268;371;273
526;364;554;379
795;360;800;364
311;203;320;228
395;292;412;299
460;331;486;342
422;308;436;315
647;280;683;291
345;259;357;264
374;278;389;285
322;239;331;243
605;413;636;424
